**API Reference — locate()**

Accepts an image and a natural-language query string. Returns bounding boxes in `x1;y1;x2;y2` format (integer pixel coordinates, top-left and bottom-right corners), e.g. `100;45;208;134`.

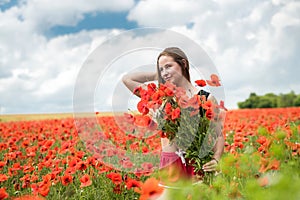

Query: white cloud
1;0;135;32
271;1;300;29
0;28;119;113
128;0;215;27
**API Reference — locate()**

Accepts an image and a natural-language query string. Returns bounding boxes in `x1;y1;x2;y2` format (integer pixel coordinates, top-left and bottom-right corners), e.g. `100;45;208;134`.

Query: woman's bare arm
122;71;157;94
203;94;225;171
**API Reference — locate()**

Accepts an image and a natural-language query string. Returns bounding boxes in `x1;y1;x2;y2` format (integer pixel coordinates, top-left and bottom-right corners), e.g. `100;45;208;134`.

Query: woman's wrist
212;157;219;164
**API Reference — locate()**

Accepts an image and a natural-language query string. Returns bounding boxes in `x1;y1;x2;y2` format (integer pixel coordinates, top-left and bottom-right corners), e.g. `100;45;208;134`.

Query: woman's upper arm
122;71;157;94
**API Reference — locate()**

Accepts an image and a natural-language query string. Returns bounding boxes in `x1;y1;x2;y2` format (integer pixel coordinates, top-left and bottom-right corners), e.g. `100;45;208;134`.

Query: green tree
238;93;259;108
293;95;300;106
238;91;300;109
277;91;296;107
264;93;278;107
257;96;273;108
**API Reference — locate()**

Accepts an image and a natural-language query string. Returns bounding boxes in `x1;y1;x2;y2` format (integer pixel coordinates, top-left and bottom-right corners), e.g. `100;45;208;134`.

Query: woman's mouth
164;77;171;81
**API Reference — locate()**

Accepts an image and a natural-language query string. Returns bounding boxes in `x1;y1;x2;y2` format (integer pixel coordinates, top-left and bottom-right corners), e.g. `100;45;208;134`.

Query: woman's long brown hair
156;47;190;84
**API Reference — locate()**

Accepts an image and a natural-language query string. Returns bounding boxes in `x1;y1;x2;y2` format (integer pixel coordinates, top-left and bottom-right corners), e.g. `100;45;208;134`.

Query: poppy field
0;107;299;200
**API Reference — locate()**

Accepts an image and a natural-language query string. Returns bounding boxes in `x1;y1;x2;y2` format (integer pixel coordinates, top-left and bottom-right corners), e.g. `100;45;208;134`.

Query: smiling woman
122;47;225;195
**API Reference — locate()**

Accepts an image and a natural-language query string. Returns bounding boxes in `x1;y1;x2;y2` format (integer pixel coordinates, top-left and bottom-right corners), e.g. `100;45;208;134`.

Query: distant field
0;112;116;122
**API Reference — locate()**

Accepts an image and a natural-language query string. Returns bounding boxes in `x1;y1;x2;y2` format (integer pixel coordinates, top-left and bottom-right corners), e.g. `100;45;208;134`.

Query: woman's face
158;55;183;85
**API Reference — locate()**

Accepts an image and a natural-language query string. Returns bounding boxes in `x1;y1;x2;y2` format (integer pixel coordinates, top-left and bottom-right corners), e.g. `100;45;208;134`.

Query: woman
122;47;224;183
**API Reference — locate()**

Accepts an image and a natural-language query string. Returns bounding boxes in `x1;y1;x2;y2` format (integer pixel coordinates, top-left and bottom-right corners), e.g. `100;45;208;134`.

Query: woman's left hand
202;159;218;172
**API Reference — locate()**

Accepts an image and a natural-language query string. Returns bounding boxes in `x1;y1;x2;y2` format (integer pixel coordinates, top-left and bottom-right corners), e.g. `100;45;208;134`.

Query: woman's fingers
202;159;218;172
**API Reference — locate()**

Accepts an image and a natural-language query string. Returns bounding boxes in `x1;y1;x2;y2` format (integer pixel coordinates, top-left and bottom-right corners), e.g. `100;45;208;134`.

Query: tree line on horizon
238;91;300;109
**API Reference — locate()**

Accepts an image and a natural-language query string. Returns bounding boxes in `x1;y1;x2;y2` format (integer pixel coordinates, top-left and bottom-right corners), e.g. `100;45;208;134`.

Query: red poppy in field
141;162;154;173
124;113;135;123
43;140;54;148
61;174;73;186
121;159;134;169
195;79;207;87
23;164;35;173
126;178;142;190
21;139;31;148
80;174;92;188
13;195;45;200
20;174;31;189
0;188;9;200
206;74;221;87
68;158;78;168
38;184;50;197
0;174;8;183
0;162;6;170
134;177;164;200
106;172;122;185
76;161;87;171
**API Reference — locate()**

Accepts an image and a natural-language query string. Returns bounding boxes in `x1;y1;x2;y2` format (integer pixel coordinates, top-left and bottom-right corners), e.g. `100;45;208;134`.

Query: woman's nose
161;69;168;77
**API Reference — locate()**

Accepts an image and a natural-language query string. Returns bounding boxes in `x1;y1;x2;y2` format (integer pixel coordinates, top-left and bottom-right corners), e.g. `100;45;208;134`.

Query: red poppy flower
106;172;122;185
0;174;8;183
142;162;154;170
76;161;87;171
126;178;142;190
121;160;133;169
178;95;189;108
164;102;172;115
61;174;73;186
171;107;181;120
164;87;174;96
124;113;135;123
195;79;206;87
137;100;149;115
134;177;163;200
205;108;214;120
13;195;45;200
134;115;151;127
206;74;221;87
218;100;228;111
39;185;50;197
80;174;92;188
0;162;6;170
133;86;142;96
147;83;156;95
0;188;9;200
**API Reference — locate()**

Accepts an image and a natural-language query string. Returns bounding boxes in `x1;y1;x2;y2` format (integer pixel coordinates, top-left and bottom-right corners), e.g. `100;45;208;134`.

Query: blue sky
0;0;299;114
46;12;138;37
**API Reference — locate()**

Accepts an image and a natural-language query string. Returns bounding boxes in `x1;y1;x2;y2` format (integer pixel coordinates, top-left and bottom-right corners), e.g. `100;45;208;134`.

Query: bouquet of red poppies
134;74;226;184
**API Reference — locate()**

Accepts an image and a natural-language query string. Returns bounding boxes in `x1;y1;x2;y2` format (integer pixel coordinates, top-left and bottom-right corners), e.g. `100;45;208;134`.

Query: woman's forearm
213;135;225;162
122;71;157;94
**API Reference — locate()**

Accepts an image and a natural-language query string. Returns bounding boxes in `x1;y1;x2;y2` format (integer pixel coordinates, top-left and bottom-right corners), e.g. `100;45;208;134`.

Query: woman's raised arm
122;71;157;95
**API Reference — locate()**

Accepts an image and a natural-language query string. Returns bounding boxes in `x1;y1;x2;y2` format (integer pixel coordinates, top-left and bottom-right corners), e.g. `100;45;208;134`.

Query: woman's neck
177;80;197;97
